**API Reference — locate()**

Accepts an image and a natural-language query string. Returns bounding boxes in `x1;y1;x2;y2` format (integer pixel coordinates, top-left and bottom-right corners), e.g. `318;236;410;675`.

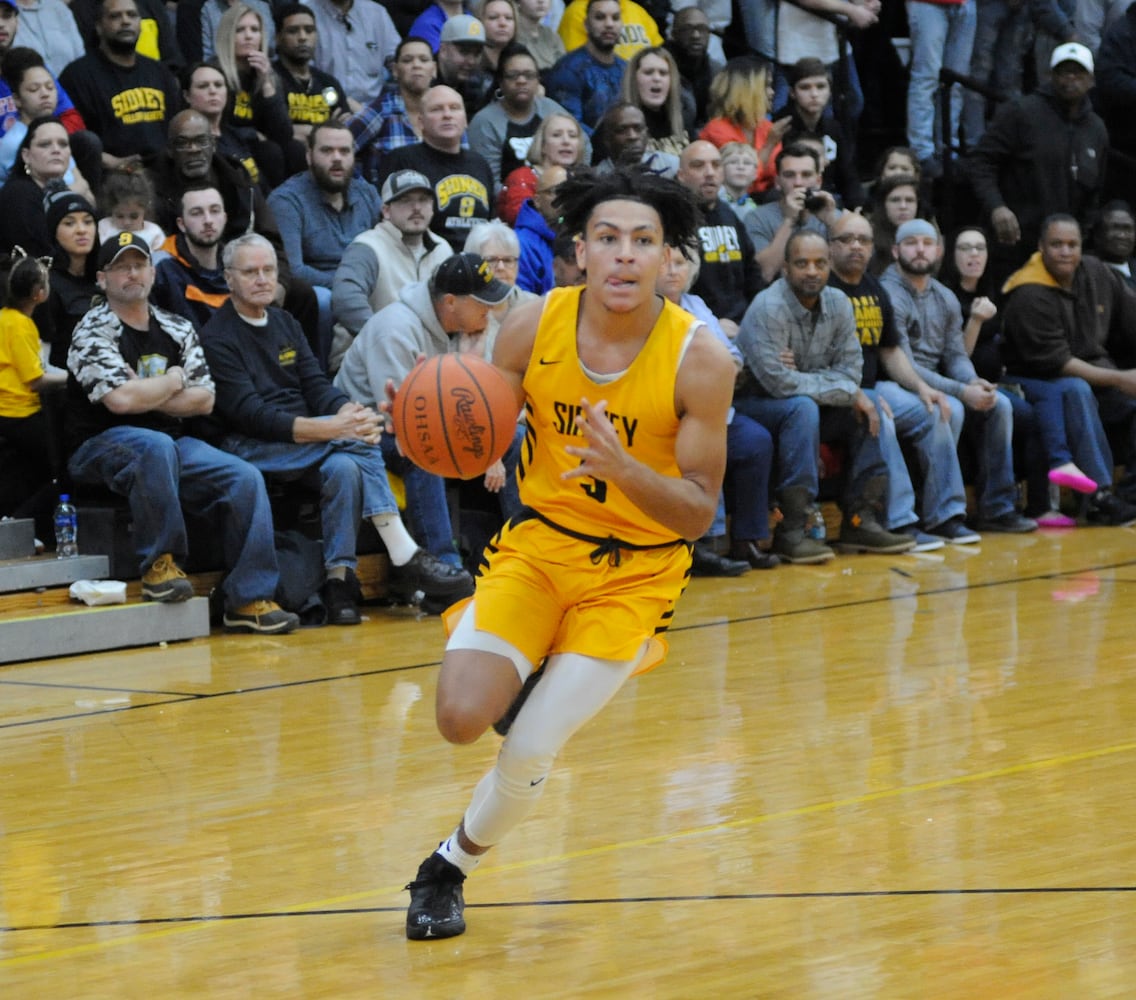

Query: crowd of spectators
3;0;1136;616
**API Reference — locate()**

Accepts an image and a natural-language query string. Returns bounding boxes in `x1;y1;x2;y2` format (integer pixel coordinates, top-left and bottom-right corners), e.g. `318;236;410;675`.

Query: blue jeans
68;427;280;609
1008;375;1114;487
724;413;774;541
380;432;461;566
962;0;1029;145
312;284;334;373
734;394;885;510
221;434;398;572
946;389;1018;518
905;0;978;161
870;381;967;529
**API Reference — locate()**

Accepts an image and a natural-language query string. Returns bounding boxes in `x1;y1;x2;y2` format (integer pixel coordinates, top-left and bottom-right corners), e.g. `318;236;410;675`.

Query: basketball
393;353;519;480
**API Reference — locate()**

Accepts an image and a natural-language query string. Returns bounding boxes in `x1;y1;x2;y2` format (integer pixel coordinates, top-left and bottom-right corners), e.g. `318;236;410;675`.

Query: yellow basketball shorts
445;517;692;676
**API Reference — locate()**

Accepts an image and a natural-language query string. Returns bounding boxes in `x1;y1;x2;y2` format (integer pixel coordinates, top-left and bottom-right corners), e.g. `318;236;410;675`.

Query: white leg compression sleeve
461;643;647;848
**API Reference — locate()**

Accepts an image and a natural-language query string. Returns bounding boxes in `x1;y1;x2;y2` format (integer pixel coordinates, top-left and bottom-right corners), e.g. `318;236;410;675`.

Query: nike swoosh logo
530;777;546;787
538;357;561;366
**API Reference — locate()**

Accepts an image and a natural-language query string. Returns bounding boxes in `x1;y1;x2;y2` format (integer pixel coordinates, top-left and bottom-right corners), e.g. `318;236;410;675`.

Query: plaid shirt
345;84;468;187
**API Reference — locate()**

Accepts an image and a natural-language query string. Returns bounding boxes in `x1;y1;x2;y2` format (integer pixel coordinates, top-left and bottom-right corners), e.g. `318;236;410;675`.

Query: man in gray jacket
734;230;914;563
880;219;1037;536
334;253;511;584
329;169;454;371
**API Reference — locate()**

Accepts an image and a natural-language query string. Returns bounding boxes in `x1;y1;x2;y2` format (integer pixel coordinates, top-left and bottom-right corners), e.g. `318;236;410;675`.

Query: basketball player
401;167;737;939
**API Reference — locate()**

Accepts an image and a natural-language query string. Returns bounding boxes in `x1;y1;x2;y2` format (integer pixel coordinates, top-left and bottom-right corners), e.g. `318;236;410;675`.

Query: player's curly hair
553;167;703;258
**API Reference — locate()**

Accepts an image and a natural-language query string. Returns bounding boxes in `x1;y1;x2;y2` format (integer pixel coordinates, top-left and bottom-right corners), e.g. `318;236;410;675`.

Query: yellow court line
5;737;1135;967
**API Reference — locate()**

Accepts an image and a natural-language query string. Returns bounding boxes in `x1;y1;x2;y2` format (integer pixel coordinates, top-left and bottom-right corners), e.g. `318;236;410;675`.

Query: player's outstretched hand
562;398;626;483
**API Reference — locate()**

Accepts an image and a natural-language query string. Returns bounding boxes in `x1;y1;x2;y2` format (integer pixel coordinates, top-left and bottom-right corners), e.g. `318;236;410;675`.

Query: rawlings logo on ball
450;387;489;460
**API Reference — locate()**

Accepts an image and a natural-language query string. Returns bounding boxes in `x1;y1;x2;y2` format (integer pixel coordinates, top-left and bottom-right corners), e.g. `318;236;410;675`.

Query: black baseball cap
98;232;153;269
432;252;511;304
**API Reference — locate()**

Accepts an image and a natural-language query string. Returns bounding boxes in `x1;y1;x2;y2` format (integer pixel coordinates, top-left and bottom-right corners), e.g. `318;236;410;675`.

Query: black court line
2;556;1134;732
4;886;1136;933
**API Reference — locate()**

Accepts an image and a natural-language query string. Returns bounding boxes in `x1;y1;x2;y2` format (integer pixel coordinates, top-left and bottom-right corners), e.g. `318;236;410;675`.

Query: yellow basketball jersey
518;286;698;546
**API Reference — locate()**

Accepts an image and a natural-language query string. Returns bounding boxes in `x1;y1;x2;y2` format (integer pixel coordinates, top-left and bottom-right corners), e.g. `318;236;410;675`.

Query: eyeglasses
172;134;213;151
503;70;538;82
955;243;987;253
831;233;873;245
482;256;518;267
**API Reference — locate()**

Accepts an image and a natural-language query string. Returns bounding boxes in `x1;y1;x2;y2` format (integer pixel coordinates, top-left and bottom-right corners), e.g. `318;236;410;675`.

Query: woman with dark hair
0;118;82;256
868;174;929;276
939;225;1091;525
468;42;577;185
43;190;99;370
180;60;270;186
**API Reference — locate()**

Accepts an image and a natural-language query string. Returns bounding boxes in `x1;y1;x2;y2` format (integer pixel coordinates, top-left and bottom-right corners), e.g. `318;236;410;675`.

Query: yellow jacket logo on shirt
111;87;166;124
278;347;297;366
436;175;488;211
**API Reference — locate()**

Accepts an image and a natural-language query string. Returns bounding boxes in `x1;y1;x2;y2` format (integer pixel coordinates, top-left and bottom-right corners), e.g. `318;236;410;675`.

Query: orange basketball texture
394;354;518;479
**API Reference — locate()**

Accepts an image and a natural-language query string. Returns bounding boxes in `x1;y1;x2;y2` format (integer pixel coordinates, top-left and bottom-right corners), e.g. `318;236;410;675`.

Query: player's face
577;198;666;313
783;235;830;300
828;219;873;276
394;41;436;95
953;229;988;281
179;189;226;247
277;13;317;64
1040;221;1082;284
383;190;434;235
55;211;96;258
894;234;941;275
226;244;278;311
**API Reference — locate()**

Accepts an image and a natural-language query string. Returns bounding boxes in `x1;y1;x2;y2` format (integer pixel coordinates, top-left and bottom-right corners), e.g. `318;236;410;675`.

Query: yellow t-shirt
558;0;663;61
0;308;44;419
517;285;696;547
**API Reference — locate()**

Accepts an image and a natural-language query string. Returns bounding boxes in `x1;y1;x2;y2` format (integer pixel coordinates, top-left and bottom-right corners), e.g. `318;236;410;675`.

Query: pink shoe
1036;510;1077;528
1048;467;1097;494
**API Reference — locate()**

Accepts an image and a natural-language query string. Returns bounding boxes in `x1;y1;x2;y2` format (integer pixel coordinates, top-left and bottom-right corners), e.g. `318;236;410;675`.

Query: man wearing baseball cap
334;253;509;603
435;14;492;119
330;168;454;370
64;232;301;634
968;40;1108;281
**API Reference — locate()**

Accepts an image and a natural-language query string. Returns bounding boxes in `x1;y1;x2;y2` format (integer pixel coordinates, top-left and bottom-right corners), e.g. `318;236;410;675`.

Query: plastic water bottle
806;506;827;542
54;494;78;558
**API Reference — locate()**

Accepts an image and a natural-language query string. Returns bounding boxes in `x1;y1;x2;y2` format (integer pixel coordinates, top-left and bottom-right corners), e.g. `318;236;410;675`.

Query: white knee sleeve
461;645;646;848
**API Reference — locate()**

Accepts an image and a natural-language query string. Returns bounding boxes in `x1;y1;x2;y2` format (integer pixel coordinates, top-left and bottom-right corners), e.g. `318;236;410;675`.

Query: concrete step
0;596;211;665
0;554;110;594
0;518;35;560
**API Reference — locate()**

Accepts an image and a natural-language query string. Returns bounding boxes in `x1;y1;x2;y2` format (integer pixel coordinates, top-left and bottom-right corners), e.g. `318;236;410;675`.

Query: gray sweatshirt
879;264;977;399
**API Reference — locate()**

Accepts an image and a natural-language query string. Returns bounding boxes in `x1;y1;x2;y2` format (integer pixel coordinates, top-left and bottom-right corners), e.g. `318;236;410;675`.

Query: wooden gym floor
2;525;1136;998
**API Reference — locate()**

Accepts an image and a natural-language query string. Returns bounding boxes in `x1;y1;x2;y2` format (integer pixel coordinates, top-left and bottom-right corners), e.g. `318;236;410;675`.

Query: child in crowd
97;169;166;252
718;141;761;245
0;253;66;543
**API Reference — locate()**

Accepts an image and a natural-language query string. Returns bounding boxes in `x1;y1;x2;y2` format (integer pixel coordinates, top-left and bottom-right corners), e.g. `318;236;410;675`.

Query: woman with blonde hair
620;46;689;158
496;110;589;225
698;56;791;195
213;3;294;185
